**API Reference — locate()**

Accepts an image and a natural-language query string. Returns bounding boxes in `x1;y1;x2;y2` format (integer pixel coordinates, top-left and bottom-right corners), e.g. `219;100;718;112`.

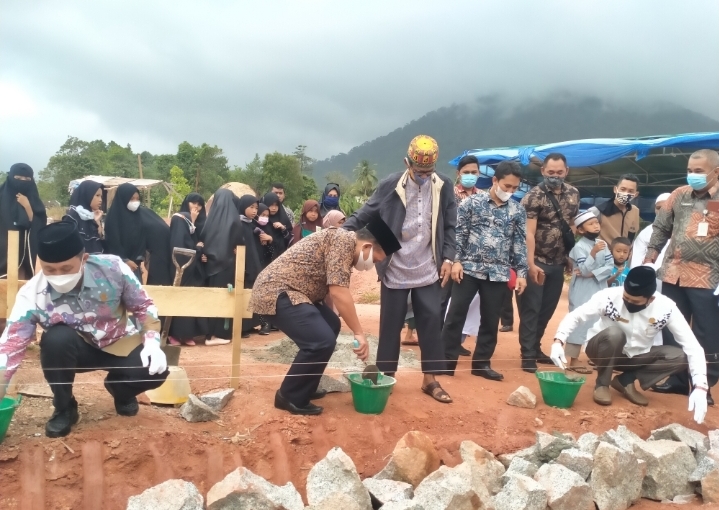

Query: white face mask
257;216;269;226
46;266;84;294
354;246;374;271
494;186;513;203
127;201;141;212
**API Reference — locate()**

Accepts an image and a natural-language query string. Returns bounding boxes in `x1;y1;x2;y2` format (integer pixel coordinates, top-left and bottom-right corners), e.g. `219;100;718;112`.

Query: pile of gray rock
126;424;719;509
179;389;235;423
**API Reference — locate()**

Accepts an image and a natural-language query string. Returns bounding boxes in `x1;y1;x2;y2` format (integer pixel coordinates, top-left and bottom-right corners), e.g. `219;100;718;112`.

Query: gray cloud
1;0;718;175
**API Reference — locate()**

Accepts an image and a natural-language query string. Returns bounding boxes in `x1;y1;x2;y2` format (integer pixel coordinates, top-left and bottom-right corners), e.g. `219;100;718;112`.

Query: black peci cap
366;216;401;256
624;266;657;298
37;220;85;263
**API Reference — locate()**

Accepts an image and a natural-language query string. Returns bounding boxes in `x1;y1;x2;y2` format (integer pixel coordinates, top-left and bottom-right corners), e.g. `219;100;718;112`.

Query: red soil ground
0;268;711;508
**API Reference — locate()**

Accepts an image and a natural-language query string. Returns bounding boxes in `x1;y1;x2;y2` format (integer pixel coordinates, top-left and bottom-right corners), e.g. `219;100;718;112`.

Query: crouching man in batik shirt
0;220;169;437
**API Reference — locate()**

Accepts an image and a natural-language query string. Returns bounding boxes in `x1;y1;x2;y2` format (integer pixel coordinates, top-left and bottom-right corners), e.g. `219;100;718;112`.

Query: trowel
353;339;380;384
146;247;196;405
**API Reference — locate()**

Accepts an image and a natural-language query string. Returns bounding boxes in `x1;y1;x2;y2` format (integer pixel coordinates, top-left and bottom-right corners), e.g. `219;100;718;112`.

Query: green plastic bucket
535;371;585;409
347;373;396;415
0;395;22;443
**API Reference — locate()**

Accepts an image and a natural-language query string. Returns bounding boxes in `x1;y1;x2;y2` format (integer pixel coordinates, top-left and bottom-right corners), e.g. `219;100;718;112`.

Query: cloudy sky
1;0;718;174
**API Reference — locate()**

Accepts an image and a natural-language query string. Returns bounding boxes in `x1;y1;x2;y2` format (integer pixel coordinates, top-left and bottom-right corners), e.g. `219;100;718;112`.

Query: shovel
160;247;197;366
352;339;380;385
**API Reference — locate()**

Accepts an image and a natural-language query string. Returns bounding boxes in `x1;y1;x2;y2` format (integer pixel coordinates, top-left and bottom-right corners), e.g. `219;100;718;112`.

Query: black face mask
11;178;33;195
583;232;600;241
623;298;649;314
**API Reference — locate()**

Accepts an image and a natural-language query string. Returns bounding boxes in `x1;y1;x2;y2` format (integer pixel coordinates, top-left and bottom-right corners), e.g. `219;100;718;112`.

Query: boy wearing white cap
564;210;614;374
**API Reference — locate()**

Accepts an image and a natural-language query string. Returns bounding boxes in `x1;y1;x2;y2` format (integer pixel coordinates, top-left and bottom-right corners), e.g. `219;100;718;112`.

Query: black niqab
104;183;145;263
319;182;342;216
64;180;104;254
179;192;206;241
0;163;47;276
201;189;243;277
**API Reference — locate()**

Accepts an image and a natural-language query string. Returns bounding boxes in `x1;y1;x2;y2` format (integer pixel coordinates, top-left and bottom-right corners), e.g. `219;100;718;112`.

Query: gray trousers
585;326;687;389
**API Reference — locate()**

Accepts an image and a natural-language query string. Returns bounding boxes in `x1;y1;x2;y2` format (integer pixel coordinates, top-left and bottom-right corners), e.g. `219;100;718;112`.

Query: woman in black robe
138;206;173;286
201;189;244;345
235;194;265;337
167;211;207;345
0;163;47;279
64;180;105;254
104;183;145;280
261;192;292;260
179;192;206;242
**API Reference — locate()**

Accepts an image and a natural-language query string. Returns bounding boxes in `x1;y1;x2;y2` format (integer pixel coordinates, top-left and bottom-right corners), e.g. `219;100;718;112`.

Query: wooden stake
20;445;45;510
230;246;245;389
82;441;104;510
7;230;19;316
137;154;143;179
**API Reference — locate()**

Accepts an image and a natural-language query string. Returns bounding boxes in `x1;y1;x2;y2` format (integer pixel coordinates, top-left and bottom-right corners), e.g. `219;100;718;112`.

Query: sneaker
45;399;80;438
104;381;140;416
206;337;231;346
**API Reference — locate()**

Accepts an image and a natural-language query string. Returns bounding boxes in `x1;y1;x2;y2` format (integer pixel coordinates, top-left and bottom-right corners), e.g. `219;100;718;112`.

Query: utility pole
137;154;144;179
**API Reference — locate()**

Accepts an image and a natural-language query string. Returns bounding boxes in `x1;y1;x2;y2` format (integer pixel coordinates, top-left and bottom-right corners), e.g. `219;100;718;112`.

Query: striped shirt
384;177;438;289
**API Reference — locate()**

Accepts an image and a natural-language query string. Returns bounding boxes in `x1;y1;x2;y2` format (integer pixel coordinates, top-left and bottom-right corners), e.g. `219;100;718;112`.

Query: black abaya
179;192;206;243
105;183;145;278
64;180;105;254
260;192;292;260
138;207;173;286
201;189;245;339
168;212;207;341
0;163;47;278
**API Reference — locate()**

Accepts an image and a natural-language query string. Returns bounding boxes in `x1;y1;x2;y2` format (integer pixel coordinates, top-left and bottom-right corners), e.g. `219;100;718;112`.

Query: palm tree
353;160;378;199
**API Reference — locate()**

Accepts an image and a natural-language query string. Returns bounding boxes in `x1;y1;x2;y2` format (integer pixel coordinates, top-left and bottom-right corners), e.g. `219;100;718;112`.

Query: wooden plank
143;286;238;318
6;230;19;317
230;246;245;389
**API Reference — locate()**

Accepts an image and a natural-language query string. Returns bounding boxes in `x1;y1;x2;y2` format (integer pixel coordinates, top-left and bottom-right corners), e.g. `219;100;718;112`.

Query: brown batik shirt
521;183;580;265
647;184;719;289
249;227;356;315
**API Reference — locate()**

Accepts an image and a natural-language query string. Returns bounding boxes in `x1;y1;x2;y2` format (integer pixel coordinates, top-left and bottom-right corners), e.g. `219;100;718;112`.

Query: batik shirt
454;184;479;206
455;191;529;281
648;184;719;289
521;183;580;265
0;255;161;380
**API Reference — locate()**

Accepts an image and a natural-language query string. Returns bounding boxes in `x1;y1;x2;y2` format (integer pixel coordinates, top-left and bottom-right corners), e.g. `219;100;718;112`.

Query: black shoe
522;359;538;373
259;324;271;336
274;391;323;415
45;399;79;438
241;331;250;338
270;325;279;332
708;389;714;407
472;367;504;381
500;325;513;333
310;389;327;400
536;352;554;365
458;346;472;357
104;381;139;416
652;381;690;395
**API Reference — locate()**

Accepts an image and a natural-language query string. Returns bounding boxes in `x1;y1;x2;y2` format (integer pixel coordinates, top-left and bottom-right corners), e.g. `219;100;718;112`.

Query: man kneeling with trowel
549;266;708;424
0;221;169;437
249;218;401;415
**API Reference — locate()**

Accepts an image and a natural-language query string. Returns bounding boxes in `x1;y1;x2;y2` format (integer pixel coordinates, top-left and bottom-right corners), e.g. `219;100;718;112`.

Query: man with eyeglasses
344;135;456;404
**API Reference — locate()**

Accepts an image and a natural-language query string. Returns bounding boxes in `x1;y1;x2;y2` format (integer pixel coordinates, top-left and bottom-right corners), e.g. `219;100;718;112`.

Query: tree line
27;136;380;217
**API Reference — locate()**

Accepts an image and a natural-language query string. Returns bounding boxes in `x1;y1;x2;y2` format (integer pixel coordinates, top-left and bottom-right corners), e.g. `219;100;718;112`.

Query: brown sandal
421;381;452;403
567;365;593;375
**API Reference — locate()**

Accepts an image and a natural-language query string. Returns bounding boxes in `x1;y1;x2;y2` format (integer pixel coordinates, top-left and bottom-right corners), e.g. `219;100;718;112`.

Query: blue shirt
611;264;630;287
455;191;529;281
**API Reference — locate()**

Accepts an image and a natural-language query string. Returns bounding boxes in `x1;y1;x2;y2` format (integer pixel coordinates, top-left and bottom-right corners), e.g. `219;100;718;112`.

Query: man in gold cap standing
344;135;456;403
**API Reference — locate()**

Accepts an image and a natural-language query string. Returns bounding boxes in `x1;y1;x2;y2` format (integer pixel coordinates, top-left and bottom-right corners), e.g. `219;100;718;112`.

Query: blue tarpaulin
449;132;719;167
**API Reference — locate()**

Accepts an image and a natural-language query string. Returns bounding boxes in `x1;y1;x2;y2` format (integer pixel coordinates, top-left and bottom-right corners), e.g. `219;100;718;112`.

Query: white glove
689;388;708;424
140;340;168;375
550;341;567;370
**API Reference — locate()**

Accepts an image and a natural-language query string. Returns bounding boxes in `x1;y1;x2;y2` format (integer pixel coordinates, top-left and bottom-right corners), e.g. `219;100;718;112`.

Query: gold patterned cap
407;135;439;168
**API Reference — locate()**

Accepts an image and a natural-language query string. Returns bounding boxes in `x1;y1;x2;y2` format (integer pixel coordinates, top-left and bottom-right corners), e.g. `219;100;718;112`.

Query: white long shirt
630;225;667;270
554;287;707;387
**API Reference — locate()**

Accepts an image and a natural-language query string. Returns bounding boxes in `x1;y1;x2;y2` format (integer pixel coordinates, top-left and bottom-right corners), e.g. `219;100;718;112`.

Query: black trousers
379;281;446;375
40;325;168;412
439;278;453;329
585;326;687;389
442;274;509;371
517;261;565;359
274;294;340;407
661;283;719;388
500;290;515;327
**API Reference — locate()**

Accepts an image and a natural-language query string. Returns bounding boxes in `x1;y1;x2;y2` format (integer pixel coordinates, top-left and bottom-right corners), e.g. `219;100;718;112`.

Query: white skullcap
655;193;671;204
574;210;597;227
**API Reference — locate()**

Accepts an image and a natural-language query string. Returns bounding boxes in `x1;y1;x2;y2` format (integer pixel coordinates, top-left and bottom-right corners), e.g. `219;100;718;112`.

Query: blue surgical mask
414;174;430;185
323;195;339;207
687;173;708;191
460;174;478;188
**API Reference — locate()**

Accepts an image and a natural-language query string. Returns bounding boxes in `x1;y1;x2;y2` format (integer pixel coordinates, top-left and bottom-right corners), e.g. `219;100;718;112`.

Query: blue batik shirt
455;191;529;281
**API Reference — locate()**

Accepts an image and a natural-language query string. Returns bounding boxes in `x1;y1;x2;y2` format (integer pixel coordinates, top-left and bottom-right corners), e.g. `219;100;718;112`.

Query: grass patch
357;291;380;304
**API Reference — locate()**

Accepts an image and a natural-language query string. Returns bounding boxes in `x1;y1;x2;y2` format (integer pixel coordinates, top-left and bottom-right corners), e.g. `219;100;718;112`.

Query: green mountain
313;95;719;180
